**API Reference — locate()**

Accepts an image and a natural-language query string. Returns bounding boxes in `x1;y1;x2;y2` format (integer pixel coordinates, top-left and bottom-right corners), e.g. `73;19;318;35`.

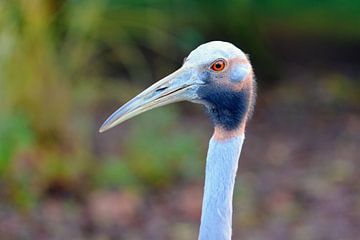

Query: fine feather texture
199;134;244;240
198;84;250;131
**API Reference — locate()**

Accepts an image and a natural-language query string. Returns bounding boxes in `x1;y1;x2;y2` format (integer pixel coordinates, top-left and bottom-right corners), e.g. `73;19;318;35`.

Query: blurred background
0;0;359;239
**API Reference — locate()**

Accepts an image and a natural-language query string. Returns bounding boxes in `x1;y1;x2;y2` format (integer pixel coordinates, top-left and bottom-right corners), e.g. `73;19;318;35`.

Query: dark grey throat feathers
197;80;255;131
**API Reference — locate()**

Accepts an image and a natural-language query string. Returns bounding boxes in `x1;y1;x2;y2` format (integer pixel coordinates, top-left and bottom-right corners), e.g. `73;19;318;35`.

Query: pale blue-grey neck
198;134;244;240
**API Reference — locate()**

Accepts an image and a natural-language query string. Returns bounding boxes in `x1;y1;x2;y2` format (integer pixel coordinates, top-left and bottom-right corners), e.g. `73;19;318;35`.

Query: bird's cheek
198;71;212;84
229;64;250;83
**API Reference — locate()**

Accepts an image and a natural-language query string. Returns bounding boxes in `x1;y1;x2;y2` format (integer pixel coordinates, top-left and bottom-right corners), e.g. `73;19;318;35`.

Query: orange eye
210;60;226;71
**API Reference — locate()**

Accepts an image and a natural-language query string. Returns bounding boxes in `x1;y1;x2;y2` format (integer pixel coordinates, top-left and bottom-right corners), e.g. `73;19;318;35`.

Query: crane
99;41;256;240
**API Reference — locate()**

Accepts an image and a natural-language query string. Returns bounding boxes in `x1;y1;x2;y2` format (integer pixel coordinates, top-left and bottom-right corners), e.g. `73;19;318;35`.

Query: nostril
156;86;168;92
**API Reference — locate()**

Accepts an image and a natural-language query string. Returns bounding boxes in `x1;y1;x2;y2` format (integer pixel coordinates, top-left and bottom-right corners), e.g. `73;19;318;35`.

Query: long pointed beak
99;67;202;133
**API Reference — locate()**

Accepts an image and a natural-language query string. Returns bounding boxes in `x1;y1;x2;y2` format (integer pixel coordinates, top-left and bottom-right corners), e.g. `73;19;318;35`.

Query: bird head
100;41;255;139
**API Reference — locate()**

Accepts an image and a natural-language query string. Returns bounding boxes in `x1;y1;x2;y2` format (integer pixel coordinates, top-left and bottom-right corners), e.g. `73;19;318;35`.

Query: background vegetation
0;0;359;239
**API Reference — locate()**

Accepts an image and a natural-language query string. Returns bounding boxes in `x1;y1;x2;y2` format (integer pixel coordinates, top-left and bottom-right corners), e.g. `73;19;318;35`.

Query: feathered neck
198;134;244;240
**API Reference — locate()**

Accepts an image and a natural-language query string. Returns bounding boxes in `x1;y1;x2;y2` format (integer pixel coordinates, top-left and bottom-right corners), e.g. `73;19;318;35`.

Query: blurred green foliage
0;0;209;208
0;114;33;174
95;108;202;191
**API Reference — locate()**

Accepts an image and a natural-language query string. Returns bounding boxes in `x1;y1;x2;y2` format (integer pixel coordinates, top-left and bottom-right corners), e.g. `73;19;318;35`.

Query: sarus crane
100;41;256;240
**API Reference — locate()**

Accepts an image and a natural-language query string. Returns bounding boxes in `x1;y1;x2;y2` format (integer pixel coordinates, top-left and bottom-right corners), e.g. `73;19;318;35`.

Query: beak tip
99;124;109;133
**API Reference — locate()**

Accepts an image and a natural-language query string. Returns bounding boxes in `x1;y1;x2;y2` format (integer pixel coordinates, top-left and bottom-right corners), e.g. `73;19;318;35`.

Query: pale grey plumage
100;41;255;240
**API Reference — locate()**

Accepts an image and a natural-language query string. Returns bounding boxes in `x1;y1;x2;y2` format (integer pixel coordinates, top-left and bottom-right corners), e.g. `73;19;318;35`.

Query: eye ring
210;59;226;71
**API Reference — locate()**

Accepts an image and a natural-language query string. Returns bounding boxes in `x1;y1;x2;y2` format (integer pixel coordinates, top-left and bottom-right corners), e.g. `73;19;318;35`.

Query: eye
210;59;226;71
